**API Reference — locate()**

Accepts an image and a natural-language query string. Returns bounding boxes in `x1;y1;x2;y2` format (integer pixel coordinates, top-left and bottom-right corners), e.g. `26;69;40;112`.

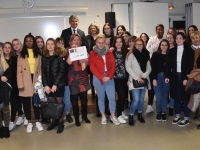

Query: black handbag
40;95;65;120
132;78;148;88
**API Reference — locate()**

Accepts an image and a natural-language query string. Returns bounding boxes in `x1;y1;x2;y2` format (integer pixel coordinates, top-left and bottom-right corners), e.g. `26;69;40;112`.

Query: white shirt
71;27;77;34
177;45;184;72
146;36;163;58
102;55;107;71
192;44;200;50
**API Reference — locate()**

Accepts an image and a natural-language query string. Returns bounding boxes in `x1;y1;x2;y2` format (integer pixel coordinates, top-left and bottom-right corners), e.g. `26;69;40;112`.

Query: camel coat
17;55;41;97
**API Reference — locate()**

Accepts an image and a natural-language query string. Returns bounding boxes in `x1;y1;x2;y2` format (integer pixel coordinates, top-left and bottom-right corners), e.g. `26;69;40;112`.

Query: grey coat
125;53;151;90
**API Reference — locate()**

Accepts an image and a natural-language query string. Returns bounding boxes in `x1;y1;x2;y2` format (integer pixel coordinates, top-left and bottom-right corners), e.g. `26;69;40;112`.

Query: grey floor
0;93;200;150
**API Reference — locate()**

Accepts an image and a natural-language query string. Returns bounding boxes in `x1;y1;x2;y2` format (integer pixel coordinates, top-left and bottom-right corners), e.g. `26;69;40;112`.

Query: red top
89;50;116;83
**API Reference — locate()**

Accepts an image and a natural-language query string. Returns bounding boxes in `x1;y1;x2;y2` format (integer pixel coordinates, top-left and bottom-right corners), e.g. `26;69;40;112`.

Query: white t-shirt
177;45;184;72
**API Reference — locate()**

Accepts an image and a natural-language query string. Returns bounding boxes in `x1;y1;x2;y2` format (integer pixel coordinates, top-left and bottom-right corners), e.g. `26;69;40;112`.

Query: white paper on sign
69;46;88;61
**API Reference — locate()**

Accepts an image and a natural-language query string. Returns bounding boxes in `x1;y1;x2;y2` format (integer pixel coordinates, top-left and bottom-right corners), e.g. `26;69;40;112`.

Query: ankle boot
82;105;91;123
0;127;4;138
57;121;64;134
138;113;145;123
47;119;58;131
129;115;134;126
91;88;95;99
73;106;81;126
168;108;174;116
4;127;10;138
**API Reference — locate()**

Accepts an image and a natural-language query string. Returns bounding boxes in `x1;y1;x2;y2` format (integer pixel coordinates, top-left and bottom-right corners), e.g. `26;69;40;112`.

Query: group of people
0;15;200;139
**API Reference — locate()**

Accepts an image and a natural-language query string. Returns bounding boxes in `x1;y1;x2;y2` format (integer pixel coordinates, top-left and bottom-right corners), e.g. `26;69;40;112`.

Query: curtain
185;3;193;31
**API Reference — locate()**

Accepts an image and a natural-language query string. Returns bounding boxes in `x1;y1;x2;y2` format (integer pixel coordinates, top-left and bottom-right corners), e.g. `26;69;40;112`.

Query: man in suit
61;15;87;48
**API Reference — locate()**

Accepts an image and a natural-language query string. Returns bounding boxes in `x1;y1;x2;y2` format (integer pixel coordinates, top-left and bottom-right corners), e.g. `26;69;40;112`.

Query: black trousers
114;79;127;117
148;73;155;105
21;97;41;120
10;96;23;122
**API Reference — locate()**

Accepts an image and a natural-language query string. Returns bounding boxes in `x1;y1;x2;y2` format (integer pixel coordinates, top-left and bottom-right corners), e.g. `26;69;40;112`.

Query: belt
177;72;181;75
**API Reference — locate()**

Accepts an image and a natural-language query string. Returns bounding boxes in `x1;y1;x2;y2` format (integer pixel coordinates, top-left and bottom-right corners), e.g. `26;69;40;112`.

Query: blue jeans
63;86;71;114
153;74;170;113
130;88;146;115
93;75;116;113
174;74;190;119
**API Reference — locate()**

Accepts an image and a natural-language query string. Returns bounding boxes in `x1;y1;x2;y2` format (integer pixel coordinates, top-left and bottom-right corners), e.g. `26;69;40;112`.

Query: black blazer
61;28;88;49
165;45;194;100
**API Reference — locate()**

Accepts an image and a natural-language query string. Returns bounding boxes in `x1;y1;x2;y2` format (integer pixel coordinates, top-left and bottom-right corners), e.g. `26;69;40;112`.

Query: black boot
194;108;200;120
129;115;134;126
91;88;95;99
138;113;145;123
82;105;91;123
66;114;73;123
47;119;58;131
0;127;4;138
168;108;174;116
73;106;81;126
57;121;64;134
4;127;10;138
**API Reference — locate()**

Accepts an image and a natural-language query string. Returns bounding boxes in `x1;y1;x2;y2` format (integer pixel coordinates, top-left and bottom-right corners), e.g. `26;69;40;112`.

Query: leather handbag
40;95;65;120
132;78;148;88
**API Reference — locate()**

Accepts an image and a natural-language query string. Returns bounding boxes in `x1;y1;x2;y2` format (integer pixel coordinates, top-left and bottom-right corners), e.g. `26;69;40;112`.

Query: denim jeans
174;74;190;119
153;74;170;113
64;86;71;114
130;88;146;115
93;75;116;113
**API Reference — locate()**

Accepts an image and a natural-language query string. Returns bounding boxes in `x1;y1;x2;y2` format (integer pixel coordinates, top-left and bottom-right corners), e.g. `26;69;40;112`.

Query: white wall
192;3;200;29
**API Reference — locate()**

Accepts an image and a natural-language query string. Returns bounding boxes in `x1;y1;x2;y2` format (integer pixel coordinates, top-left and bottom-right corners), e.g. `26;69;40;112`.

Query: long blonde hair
0;47;9;71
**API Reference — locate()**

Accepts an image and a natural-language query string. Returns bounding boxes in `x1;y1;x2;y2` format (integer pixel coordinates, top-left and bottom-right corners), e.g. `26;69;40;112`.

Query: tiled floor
0;93;200;150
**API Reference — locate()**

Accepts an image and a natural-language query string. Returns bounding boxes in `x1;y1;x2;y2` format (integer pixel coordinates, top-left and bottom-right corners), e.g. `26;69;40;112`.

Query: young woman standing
165;32;194;127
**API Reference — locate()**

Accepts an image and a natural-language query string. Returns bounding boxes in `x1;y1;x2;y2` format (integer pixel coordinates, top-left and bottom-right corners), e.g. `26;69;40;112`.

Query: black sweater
151;52;167;80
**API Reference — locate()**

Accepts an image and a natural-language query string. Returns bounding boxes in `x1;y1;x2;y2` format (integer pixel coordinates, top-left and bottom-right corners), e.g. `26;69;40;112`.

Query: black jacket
61;28;88;49
42;55;66;88
165;45;194;100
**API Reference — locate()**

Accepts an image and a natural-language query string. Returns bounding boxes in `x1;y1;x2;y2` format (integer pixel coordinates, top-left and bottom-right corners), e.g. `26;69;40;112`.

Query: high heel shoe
82;117;91;123
129;115;134;126
47;119;58;131
57;121;64;134
138;113;145;123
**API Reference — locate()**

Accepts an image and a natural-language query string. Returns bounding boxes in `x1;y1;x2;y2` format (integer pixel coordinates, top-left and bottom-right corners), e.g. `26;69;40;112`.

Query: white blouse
177;45;184;72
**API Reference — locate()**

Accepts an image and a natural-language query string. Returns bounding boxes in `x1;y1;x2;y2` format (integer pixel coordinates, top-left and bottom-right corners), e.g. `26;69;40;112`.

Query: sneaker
146;105;154;113
118;116;126;124
162;114;167;122
122;112;128;119
15;116;24;125
172;117;181;125
9;122;16;131
110;116;120;126
101;116;107;125
156;113;162;122
178;120;190;127
36;122;44;132
27;123;33;133
24;117;28;126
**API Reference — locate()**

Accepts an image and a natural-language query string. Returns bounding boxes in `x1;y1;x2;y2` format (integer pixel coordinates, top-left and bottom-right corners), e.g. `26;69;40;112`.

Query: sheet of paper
69;46;88;61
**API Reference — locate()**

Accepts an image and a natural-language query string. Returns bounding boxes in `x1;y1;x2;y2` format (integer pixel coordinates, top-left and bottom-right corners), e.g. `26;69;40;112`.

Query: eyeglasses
26;40;33;43
135;44;143;46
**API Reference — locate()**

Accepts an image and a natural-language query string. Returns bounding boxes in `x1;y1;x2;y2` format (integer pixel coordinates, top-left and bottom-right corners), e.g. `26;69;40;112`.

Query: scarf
93;45;109;56
133;49;150;72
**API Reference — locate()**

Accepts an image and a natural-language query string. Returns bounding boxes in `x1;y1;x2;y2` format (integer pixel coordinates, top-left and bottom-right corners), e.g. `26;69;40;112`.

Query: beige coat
17;55;41;97
125;53;151;90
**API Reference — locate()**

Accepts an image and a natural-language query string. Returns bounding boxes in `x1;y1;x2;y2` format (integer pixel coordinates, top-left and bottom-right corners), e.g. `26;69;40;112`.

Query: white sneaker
16;116;24;125
2;121;5;126
122;111;128;119
101;116;107;125
36;122;43;132
24;117;28;126
118;116;126;124
9;122;16;131
110;116;120;126
27;123;33;133
146;105;154;113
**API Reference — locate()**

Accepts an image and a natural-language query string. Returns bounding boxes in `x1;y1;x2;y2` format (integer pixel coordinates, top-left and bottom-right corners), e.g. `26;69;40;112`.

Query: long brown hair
3;42;14;63
35;36;45;52
43;38;66;57
112;35;128;56
126;38;146;59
